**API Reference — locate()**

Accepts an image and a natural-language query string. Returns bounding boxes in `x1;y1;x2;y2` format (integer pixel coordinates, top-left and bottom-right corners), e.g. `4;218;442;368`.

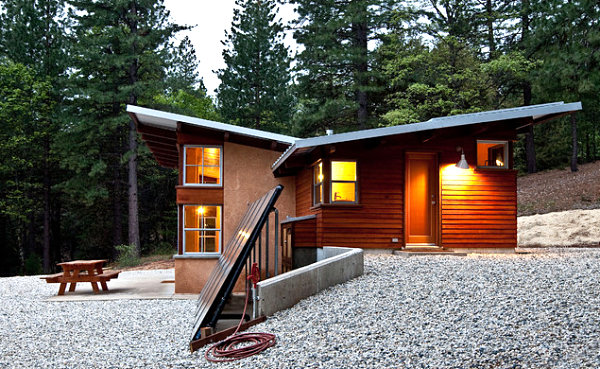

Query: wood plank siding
295;150;405;249
292;138;517;250
440;165;517;248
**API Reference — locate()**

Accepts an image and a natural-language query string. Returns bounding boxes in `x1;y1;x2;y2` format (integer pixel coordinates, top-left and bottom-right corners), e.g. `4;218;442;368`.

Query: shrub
24;254;43;275
115;244;140;267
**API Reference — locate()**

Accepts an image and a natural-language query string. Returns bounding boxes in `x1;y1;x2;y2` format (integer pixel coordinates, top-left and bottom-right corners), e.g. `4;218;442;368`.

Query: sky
163;0;298;97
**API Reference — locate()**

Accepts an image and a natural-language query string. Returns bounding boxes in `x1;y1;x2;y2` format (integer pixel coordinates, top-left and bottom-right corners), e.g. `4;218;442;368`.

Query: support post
274;208;279;276
265;216;270;279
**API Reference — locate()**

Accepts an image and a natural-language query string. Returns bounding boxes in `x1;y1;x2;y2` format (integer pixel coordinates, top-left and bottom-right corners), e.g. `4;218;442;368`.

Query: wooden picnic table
41;260;120;295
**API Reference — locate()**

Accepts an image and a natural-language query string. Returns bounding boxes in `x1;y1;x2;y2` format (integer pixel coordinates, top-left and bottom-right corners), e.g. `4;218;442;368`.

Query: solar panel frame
190;185;283;341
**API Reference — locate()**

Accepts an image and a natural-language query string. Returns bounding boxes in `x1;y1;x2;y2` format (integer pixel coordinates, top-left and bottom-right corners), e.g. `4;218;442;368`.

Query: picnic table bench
41;260;120;295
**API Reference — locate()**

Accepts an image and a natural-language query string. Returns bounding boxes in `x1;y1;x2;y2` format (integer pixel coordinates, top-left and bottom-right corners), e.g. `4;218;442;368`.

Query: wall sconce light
455;147;469;169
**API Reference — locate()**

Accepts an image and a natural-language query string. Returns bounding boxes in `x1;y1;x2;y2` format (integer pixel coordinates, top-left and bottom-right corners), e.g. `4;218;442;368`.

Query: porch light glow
456;148;469;169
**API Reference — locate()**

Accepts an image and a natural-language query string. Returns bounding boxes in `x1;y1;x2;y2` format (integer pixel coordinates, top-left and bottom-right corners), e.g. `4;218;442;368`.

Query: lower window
183;205;222;254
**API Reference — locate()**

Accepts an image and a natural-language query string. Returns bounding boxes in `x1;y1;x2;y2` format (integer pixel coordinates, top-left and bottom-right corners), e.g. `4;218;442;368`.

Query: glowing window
184;146;222;186
183;205;222;254
313;162;324;205
476;140;509;169
331;161;357;203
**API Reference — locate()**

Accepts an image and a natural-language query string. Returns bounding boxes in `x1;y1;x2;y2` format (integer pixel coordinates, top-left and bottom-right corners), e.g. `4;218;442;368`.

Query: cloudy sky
163;0;298;97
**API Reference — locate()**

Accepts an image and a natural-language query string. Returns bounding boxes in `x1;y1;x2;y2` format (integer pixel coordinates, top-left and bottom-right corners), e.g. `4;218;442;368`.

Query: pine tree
216;0;293;133
0;60;53;275
291;0;387;136
527;0;600;170
65;0;183;257
0;0;69;272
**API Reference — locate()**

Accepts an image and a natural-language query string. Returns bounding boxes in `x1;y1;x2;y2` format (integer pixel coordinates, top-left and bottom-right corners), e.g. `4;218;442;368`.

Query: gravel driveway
1;249;599;368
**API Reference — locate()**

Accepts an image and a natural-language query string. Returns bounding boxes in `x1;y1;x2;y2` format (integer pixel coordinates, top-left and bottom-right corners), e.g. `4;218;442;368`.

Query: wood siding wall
294;150;404;249
293;138;517;250
440;165;517;248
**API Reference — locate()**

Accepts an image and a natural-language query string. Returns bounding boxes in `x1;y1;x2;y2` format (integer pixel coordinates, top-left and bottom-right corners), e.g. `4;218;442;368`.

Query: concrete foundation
256;247;363;317
447;247;516;254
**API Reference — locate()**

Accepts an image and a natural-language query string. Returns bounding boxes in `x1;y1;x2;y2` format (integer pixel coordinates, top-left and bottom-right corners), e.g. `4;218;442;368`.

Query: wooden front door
405;152;438;245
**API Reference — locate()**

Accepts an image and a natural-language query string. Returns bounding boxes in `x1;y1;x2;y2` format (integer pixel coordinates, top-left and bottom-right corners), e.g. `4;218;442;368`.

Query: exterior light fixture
456;148;469;169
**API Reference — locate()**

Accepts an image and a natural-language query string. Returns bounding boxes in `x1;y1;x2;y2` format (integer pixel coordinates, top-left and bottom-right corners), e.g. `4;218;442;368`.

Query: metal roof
127;105;298;145
271;101;582;172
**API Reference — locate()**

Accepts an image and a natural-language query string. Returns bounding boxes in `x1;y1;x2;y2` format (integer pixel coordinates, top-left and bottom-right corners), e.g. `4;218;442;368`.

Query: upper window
183;205;222;254
476;140;509;169
331;161;357;203
184;146;222;186
313;161;324;205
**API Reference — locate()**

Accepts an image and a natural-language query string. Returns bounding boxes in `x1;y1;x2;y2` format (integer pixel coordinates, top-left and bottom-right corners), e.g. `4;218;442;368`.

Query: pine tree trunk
43;135;51;272
523;84;536;173
127;1;141;257
128;118;140;255
571;113;578;172
522;0;536;174
486;0;496;60
42;0;52;272
112;157;123;248
353;10;368;129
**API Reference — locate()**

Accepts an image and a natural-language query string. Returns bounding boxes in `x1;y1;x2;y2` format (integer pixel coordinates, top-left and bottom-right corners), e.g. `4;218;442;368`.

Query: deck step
394;249;467;257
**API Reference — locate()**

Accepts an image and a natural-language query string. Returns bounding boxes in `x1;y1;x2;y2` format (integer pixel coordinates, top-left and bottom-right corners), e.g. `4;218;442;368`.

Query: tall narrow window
476;140;509;169
313;161;323;205
183;205;222;254
184;146;222;186
331;161;357;203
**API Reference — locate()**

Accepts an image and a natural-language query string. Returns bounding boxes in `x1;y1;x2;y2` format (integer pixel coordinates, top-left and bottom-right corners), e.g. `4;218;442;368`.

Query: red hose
204;264;276;362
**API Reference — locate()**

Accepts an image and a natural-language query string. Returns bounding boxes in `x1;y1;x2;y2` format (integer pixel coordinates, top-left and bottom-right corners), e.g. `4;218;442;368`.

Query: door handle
431;200;436;205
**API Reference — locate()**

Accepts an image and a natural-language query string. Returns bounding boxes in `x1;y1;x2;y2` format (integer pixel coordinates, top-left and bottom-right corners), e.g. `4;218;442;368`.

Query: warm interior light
318;173;324;182
495;153;504;167
197;206;205;215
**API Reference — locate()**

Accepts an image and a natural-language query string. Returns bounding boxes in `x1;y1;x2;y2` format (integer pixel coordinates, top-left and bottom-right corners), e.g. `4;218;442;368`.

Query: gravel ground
2;249;600;368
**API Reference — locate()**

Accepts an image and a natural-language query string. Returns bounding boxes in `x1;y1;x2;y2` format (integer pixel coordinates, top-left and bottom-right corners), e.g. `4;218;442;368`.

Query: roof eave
271;101;583;173
126;105;298;146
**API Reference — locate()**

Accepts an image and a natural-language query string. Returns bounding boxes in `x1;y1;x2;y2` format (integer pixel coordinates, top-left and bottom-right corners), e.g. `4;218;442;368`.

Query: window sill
174;253;220;259
176;185;223;189
310;203;363;211
474;167;517;173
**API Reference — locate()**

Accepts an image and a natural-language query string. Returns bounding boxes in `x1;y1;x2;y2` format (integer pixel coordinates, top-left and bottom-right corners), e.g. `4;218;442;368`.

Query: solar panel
190;185;283;342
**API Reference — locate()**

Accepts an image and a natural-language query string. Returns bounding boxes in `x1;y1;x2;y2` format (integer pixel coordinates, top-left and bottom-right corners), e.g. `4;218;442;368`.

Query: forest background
0;0;598;276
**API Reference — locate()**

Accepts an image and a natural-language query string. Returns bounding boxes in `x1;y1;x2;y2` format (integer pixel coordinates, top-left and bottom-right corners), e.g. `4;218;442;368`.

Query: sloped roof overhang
127;105;298;169
271;101;582;176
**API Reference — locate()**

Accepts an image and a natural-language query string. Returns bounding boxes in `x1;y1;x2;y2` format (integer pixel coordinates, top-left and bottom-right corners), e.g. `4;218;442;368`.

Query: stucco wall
224;142;296;282
175;142;295;294
174;257;218;294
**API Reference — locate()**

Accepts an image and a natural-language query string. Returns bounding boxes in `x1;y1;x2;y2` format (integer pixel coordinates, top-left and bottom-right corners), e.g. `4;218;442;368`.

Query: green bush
151;242;176;256
115;244;140;267
24;254;43;275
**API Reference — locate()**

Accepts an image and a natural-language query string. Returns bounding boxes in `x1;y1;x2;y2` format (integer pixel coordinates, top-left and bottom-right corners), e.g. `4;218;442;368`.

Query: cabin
127;101;582;293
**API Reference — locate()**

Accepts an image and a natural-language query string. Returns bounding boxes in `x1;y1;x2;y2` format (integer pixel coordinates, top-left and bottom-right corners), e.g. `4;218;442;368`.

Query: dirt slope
517;160;600;216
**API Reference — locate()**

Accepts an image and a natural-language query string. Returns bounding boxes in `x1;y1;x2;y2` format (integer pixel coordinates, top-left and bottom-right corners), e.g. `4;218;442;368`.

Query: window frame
182;204;222;255
329;160;358;204
312;161;324;206
476;140;509;170
182;145;223;187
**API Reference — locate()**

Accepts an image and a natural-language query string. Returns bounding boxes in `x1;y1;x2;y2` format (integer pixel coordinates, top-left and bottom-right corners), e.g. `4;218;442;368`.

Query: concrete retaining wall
256;247;363;316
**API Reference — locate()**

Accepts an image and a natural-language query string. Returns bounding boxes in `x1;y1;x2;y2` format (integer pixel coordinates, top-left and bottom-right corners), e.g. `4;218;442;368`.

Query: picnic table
41;260;120;295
